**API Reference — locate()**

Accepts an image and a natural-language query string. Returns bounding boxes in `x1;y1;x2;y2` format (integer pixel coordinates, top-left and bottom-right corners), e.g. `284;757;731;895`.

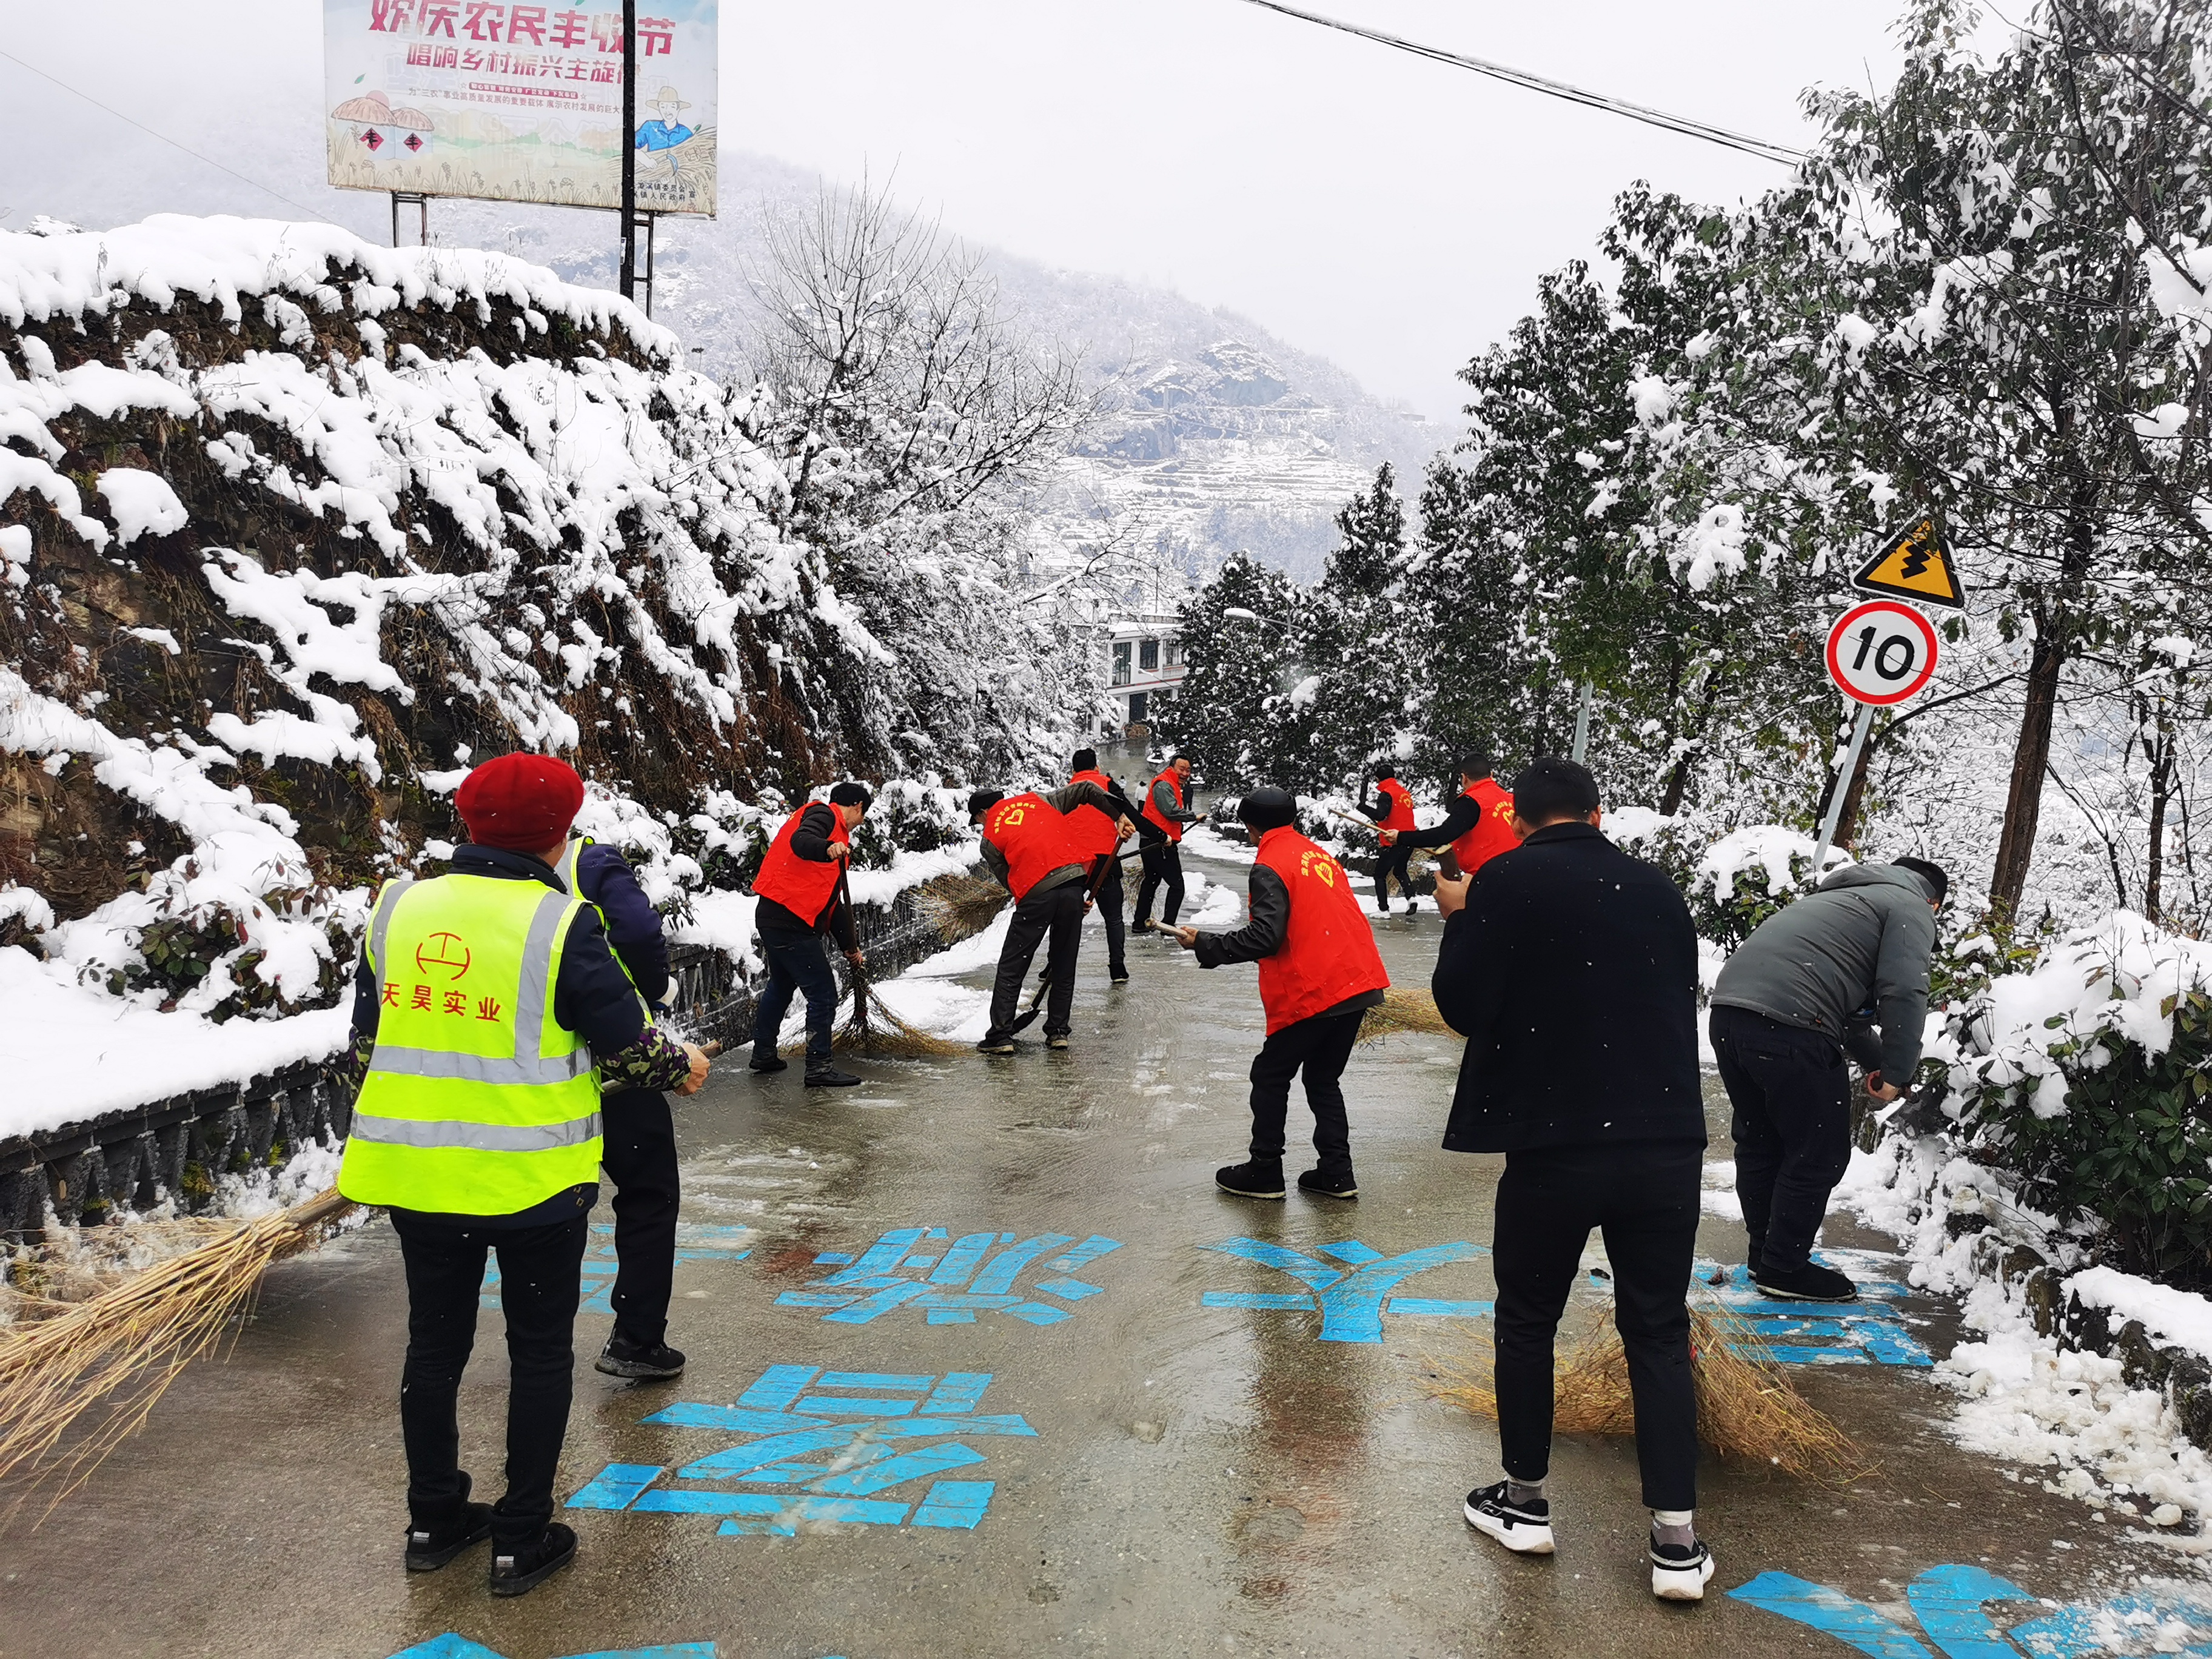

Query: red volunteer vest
751;804;848;925
1065;769;1123;860
1375;777;1417;833
1252;828;1392;1034
1142;769;1189;842
984;793;1088;900
1452;779;1520;877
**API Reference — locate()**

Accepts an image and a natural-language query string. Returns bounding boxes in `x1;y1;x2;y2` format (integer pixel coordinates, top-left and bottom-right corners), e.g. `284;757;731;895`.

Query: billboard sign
323;0;717;216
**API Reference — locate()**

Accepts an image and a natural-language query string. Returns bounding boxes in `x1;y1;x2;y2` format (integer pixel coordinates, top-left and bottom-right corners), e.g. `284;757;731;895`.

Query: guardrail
0;863;993;1239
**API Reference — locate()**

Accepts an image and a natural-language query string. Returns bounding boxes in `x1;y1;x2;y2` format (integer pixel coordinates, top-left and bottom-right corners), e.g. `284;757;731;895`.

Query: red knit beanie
454;754;585;853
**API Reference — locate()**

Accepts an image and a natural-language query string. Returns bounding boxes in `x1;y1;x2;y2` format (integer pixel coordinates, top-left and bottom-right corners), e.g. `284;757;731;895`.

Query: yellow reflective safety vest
338;871;603;1215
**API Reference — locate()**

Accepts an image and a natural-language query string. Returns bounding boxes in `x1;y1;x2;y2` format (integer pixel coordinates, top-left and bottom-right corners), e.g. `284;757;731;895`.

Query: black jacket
756;802;857;949
1432;822;1704;1153
1394;793;1481;851
571;841;670;1004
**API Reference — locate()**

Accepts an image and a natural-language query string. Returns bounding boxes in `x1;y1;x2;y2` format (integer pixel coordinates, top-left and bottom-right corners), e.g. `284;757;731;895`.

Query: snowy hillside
0;213;1005;1133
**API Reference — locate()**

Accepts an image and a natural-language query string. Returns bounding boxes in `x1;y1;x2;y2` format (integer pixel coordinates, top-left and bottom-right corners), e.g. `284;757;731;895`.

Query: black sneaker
1651;1533;1715;1601
1752;1259;1858;1302
805;1065;863;1088
1109;969;1130;985
1298;1168;1358;1200
596;1335;686;1379
489;1523;577;1598
976;1037;1016;1056
405;1478;492;1572
1130;920;1156;935
748;1050;788;1074
1045;1034;1069;1051
1215;1161;1285;1199
1463;1482;1554;1555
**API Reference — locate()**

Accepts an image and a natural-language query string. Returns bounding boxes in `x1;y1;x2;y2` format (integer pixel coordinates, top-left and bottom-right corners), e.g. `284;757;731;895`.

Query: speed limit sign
1825;599;1939;705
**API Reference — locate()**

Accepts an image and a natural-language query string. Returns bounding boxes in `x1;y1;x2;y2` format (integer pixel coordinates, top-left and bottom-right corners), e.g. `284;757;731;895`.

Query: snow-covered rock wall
0;214;981;1137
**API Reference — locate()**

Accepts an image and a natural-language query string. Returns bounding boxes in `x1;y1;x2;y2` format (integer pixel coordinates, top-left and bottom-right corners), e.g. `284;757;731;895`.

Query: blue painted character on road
1732;1562;2212;1655
1200;1237;1492;1342
1689;1258;1931;1368
384;1638;717;1658
569;1364;1036;1535
778;1227;1122;1327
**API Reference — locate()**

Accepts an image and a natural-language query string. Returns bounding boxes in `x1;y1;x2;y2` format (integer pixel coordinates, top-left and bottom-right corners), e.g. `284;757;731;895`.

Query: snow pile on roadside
1942;1278;2212;1536
1695;823;1845;905
1836;1106;2212;1543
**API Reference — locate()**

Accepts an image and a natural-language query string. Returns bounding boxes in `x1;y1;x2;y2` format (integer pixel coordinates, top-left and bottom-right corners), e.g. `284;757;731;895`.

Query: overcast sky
1;0;1961;420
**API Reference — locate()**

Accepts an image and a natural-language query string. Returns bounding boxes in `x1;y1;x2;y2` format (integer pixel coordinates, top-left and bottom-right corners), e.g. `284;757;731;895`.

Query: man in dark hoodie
1430;757;1714;1603
1709;856;1947;1303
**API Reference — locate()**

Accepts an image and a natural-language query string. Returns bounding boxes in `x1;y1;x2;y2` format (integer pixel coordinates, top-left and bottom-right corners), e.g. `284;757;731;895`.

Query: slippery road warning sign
1826;600;1939;706
1852;517;1965;609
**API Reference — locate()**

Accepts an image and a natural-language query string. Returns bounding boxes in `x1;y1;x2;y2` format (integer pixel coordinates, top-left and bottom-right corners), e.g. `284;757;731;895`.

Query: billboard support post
620;0;637;303
389;192;428;250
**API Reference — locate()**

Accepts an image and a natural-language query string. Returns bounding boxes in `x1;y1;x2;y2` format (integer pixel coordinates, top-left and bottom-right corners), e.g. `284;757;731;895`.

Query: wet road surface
0;853;2194;1658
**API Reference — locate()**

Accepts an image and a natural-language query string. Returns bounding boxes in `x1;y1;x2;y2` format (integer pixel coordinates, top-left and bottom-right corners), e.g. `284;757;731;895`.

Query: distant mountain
14;139;1445;588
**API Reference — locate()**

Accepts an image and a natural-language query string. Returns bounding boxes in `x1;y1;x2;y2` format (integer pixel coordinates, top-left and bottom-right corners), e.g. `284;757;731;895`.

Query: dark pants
1492;1139;1702;1512
1246;1008;1362;1176
753;924;839;1063
1090;856;1128;976
1134;840;1185;927
987;880;1086;1041
1710;1004;1854;1273
601;1090;678;1349
391;1209;588;1547
1373;843;1413;909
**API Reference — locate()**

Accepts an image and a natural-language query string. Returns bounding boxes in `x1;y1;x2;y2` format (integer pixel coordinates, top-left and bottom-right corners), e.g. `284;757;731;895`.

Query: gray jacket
1710;863;1940;1082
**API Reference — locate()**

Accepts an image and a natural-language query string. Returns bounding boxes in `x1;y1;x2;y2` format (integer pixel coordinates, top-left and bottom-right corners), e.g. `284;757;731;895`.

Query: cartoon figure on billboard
635;87;696;155
331;90;433;155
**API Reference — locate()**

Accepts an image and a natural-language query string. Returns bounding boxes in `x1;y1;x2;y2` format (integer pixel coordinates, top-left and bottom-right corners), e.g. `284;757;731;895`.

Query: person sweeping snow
337;753;710;1598
1171;787;1388;1201
1429;756;1715;1602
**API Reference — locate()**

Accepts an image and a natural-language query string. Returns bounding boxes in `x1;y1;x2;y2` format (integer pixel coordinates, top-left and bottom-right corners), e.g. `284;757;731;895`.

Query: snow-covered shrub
1944;914;2212;1286
1686;825;1840;948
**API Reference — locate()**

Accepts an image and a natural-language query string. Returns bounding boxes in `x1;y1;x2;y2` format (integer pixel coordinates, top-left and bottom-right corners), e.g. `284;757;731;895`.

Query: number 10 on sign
1810;600;1942;875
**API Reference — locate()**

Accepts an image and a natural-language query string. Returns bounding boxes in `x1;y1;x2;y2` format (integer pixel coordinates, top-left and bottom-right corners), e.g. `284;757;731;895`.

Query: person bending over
1173;787;1388;1200
746;782;871;1088
1710;855;1945;1302
970;779;1133;1054
1431;757;1714;1601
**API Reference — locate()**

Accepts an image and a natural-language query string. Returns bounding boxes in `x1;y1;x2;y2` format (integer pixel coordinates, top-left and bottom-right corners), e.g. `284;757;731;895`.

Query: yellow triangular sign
1852;517;1965;609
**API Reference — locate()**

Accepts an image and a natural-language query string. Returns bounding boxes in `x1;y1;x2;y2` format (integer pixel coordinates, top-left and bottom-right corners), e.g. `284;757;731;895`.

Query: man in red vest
1172;787;1390;1199
1068;747;1139;985
1358;762;1421;914
746;782;871;1088
1132;753;1202;933
969;780;1133;1054
1380;751;1518;882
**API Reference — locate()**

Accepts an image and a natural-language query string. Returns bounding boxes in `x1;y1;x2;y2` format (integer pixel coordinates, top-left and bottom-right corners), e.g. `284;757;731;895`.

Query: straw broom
785;865;965;1061
0;1186;358;1505
1428;1297;1869;1484
1361;985;1457;1041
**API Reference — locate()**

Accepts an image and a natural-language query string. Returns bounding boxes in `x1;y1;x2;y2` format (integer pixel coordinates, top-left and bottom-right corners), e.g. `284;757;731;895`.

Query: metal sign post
619;0;637;303
1570;681;1594;765
1807;702;1875;879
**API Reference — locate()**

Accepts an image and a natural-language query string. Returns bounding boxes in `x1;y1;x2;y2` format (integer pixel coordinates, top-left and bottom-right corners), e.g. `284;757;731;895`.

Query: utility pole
618;0;636;301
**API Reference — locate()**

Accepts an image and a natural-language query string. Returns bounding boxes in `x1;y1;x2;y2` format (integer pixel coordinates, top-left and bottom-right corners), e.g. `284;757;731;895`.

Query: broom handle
837;862;868;1030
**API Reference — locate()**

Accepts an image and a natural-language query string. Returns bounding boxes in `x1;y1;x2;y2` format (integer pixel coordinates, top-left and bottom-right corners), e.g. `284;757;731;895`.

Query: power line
0;49;341;226
1230;0;1808;166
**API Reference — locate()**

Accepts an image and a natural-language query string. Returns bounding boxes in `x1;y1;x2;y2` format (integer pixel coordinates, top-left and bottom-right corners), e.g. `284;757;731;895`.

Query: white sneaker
1651;1535;1715;1601
1463;1481;1555;1555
